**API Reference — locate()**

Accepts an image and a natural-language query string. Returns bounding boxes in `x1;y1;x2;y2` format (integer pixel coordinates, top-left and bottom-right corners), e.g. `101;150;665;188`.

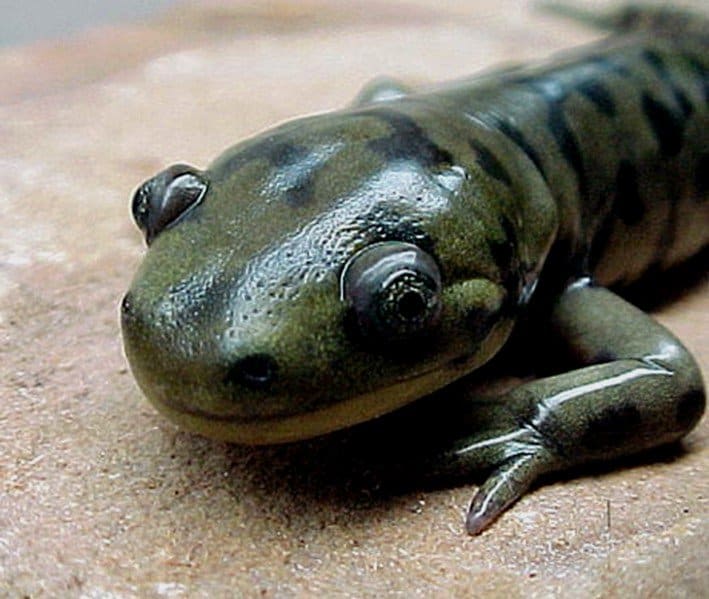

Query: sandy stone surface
1;0;706;596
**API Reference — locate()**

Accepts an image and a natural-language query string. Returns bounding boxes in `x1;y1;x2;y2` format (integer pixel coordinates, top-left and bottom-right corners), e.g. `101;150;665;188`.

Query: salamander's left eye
131;164;207;245
341;242;442;342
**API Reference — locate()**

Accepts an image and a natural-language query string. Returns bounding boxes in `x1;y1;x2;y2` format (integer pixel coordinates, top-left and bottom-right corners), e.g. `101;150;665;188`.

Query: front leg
421;279;706;534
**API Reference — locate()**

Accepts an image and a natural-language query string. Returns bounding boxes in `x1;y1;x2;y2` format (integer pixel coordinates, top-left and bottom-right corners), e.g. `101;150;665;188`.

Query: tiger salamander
121;5;708;534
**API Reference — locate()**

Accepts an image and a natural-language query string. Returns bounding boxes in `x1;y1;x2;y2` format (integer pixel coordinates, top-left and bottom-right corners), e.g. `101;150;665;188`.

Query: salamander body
122;5;708;534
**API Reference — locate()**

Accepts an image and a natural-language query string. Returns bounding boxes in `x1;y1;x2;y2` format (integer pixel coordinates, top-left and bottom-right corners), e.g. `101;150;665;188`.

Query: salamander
121;4;708;534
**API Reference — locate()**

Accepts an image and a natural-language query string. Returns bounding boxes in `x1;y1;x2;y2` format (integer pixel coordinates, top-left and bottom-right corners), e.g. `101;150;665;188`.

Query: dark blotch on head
269;142;310;168
614;161;645;225
225;354;278;390
205;136;317;207
260;142;317;206
582;404;642;452
676;389;706;432
469;139;512;185
642;93;685;157
210;140;318;206
217;140;308;172
367;108;453;169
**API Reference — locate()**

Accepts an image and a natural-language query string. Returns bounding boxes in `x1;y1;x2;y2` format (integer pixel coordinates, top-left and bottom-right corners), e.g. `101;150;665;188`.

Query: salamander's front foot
459;425;560;535
408;280;705;535
411;397;565;535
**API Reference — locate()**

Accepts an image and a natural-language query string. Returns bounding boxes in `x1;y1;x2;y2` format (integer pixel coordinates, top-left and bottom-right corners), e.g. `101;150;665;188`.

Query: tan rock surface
1;1;706;596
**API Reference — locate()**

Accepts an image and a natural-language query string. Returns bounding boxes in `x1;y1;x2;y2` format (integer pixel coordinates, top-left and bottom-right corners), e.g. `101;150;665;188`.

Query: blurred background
0;0;181;46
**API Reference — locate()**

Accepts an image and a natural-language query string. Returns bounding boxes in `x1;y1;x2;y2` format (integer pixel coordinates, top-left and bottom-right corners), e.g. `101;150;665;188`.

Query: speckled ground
1;1;707;596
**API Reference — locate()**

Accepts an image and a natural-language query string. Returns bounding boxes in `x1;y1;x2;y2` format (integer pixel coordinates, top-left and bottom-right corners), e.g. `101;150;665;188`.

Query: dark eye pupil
397;289;427;320
341;241;442;343
379;274;438;337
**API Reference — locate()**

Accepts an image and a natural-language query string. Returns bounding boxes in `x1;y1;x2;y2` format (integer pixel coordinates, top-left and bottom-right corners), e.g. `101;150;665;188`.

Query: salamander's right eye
341;241;443;344
131;164;208;245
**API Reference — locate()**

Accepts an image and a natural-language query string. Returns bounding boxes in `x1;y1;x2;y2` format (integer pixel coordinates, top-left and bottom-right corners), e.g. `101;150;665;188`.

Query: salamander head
121;110;516;443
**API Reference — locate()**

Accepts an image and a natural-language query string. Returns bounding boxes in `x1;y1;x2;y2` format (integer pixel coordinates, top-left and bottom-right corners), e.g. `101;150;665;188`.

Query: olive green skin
123;107;535;443
122;5;708;534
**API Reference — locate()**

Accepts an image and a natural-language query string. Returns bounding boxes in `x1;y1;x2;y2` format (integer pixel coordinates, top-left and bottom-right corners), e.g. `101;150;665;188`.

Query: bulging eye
341;241;442;342
131;164;208;245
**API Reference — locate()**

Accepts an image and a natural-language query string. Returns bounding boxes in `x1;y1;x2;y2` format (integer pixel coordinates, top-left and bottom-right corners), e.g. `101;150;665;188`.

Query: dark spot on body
490;116;548;182
674;89;693;119
642;49;667;74
642;93;685;157
680;53;709;106
468;139;512;185
547;106;588;201
582;404;642;452
577;81;617;117
614;161;644;225
367;108;453;169
510;75;588;201
676;389;706;431
642;49;694;119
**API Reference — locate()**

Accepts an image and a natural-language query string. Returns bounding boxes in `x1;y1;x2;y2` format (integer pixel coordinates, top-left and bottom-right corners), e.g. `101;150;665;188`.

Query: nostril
225;354;278;390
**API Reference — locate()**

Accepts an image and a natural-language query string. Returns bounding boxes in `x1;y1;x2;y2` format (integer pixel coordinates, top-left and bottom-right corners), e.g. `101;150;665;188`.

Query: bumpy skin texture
122;6;708;534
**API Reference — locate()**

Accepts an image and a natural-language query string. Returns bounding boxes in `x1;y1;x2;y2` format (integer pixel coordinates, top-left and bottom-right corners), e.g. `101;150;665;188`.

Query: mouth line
146;357;468;444
161;360;454;424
